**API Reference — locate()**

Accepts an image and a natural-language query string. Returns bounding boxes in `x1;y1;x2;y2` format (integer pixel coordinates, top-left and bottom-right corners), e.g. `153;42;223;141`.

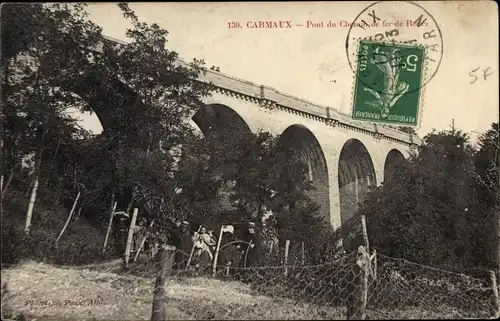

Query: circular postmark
345;1;443;93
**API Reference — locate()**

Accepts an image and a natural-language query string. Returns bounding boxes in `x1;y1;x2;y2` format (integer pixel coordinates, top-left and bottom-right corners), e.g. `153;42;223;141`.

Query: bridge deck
96;35;422;146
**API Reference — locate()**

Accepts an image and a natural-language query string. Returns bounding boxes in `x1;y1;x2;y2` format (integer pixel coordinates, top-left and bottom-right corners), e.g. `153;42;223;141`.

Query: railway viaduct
76;36;422;231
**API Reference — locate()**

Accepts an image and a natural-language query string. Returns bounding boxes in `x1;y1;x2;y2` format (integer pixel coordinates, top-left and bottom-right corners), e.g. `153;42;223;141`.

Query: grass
1;261;343;320
1;260;491;320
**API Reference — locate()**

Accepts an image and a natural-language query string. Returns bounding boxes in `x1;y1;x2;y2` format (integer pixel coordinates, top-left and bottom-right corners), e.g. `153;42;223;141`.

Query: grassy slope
1;261;343;320
2;261;488;320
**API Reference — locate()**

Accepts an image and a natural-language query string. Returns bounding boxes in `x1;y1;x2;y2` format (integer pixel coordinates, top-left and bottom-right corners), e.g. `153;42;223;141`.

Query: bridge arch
190;104;253;209
338;139;377;226
192;103;252;142
278;124;330;220
384;149;406;183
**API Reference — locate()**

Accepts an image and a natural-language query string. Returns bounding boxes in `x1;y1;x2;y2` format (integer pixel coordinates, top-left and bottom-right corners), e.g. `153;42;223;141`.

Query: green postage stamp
352;40;425;126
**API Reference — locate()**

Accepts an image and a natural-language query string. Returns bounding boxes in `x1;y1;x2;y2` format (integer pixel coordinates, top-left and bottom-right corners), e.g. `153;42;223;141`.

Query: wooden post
185;226;202;271
151;244;176;321
103;197;117;254
284;239;290;276
134;220;155;262
347;216;374;320
361;215;369;252
490;270;500;318
212;225;224;277
124;208;138;268
360;215;371;320
301;241;305;266
358;246;370;320
24;176;39;234
56;190;81;243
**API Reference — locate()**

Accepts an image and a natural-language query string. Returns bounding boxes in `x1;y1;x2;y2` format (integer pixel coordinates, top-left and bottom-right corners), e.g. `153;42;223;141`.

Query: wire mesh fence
366;253;494;319
125;245;498;320
2;207;498;320
2;245;498;320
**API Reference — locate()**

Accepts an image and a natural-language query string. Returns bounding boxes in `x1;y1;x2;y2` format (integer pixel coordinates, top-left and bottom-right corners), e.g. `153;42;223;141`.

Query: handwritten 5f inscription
469;67;493;84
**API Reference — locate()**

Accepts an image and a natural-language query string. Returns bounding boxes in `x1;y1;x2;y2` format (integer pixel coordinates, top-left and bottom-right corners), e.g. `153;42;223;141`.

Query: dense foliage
1;3;327;265
1;3;498;274
358;125;499;272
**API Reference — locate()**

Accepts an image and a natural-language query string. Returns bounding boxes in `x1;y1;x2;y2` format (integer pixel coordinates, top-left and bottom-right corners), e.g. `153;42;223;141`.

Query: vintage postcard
1;1;499;320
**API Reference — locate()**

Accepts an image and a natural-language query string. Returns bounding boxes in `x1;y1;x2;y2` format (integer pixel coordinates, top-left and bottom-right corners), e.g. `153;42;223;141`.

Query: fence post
361;215;369;252
359;246;370;320
490;270;500;318
151;244;176;321
124;208;138;268
212;225;224;277
103;198;117;254
347;215;372;320
284;239;290;276
185;226;202;271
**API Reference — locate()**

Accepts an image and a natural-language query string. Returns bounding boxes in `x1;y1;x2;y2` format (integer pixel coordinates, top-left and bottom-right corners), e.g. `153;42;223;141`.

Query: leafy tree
88;3;214;226
1;3;101;234
270;139;330;255
358;128;489;270
47;2;216;233
168;131;228;226
171;127;331;263
474;123;499;204
474;122;499;269
227;131;280;221
1;2;215;261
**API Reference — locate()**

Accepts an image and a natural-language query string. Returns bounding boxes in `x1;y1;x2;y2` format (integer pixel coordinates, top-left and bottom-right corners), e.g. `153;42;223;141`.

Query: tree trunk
56;190;81;243
24;125;47;235
24;175;39;234
124;208;138;268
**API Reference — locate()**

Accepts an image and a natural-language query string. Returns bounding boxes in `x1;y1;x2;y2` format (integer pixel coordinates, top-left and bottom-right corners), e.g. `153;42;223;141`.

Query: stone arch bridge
191;72;421;230
76;36;421;231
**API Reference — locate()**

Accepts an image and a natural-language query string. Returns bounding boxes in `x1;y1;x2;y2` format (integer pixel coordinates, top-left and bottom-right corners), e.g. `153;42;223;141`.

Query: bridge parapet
197;67;421;146
97;36;422;147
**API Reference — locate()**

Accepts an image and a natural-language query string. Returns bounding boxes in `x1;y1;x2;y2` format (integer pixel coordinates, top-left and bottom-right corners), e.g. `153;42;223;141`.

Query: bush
1;193;107;266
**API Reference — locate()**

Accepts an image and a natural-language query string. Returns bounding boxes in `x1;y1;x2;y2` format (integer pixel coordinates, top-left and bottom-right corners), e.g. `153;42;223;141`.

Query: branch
56;189;81;243
1;168;14;197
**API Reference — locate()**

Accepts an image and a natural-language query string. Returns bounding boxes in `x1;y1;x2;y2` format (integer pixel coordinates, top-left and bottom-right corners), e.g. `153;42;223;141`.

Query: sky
77;1;499;142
